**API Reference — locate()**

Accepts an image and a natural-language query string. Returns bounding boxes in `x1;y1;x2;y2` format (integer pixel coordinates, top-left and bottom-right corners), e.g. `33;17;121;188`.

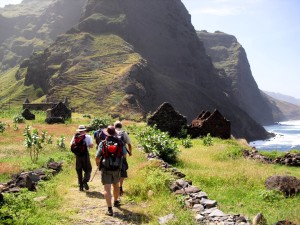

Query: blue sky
1;0;300;98
181;0;300;98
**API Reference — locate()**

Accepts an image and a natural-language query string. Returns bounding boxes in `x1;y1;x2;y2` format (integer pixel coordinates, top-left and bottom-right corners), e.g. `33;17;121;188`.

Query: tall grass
175;137;300;224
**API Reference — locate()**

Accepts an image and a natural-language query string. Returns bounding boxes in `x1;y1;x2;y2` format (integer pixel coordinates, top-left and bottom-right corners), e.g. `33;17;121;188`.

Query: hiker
93;126;106;149
114;120;132;196
95;125;125;216
70;125;93;191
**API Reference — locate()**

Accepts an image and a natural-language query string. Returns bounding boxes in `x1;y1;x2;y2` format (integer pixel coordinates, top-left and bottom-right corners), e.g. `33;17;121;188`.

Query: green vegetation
136;125;179;163
0;121;6;133
0;112;299;224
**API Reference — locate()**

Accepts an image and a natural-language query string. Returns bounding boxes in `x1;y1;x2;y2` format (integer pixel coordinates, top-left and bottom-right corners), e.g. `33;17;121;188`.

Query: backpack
101;136;123;171
94;129;106;146
71;133;88;156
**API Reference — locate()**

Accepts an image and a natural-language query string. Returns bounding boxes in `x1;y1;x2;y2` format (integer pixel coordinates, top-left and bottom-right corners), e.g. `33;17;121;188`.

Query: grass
174;138;300;224
0;112;299;224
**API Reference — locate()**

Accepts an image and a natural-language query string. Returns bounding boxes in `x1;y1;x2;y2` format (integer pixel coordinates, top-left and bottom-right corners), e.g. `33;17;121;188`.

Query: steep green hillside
0;67;37;108
19;32;143;119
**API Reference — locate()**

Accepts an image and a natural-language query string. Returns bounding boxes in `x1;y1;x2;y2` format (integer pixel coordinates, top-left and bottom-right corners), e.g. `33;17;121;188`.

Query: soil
60;163;143;225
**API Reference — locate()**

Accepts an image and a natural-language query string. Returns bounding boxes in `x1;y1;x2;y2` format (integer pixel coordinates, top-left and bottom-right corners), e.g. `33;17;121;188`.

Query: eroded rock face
265;175;300;197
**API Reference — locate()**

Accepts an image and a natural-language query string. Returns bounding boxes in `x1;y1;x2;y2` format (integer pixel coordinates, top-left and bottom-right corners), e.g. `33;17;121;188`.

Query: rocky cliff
0;0;272;141
197;30;300;123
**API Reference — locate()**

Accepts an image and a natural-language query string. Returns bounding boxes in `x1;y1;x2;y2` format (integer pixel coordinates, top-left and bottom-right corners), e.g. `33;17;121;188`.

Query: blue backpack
94;129;106;146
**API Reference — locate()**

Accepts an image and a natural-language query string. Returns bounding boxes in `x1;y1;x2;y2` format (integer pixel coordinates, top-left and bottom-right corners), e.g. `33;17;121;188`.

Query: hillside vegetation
0;111;299;224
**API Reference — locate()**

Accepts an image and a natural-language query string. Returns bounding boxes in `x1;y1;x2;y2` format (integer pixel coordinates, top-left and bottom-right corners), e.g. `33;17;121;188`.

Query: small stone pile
243;149;300;167
0;161;63;193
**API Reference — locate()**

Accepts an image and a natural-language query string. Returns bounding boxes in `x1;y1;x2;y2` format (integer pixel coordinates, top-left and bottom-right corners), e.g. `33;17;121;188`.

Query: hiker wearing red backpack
95;125;125;216
70;125;94;191
114;120;132;196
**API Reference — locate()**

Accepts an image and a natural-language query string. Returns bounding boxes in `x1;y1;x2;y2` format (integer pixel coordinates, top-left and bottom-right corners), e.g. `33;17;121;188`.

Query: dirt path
60;163;144;225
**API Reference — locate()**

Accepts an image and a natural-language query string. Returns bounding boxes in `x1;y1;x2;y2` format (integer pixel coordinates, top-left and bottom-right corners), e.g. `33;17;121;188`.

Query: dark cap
103;125;116;136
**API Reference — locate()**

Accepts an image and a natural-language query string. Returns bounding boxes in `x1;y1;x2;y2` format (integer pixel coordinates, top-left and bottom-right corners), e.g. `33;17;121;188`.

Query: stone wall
188;109;231;139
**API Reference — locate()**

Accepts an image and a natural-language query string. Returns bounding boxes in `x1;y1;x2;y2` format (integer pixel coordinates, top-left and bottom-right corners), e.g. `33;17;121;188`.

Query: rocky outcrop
197;30;300;123
0;161;63;193
197;31;275;125
243;149;300;167
21;108;35;120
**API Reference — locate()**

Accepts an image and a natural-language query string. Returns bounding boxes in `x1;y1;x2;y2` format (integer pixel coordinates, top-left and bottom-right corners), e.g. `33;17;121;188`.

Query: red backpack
71;133;88;156
101;136;123;170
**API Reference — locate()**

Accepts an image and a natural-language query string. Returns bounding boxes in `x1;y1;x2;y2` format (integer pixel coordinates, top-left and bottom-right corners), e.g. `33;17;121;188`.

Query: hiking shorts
101;169;120;185
121;158;128;178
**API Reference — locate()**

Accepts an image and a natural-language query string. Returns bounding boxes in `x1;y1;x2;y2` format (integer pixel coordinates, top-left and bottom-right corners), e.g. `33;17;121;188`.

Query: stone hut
188;109;231;139
45;102;71;124
147;102;187;137
46;102;71;119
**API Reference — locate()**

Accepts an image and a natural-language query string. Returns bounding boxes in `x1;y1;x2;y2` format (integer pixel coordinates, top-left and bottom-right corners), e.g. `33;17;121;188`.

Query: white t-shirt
70;133;93;148
115;128;131;145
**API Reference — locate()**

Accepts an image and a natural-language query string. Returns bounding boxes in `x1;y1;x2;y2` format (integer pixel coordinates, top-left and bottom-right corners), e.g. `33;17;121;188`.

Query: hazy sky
1;0;299;98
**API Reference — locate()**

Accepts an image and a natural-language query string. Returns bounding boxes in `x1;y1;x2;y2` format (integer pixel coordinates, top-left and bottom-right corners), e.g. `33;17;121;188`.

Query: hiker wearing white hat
70;125;94;191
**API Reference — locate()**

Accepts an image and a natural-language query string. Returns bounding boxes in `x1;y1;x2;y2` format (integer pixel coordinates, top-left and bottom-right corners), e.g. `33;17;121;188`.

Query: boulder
22;108;35;120
265;175;300;197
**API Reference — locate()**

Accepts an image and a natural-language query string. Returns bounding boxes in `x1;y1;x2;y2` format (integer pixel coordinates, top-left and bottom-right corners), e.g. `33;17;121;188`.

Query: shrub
0;190;36;224
23;126;51;163
13;114;25;123
181;135;192;148
56;136;66;150
0;122;6;133
88;117;112;131
136;125;179;163
203;133;213;146
83;114;91;119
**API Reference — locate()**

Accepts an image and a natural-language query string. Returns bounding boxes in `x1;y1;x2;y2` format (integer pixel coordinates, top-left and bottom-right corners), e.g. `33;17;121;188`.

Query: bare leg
104;184;112;207
119;177;124;188
113;182;119;201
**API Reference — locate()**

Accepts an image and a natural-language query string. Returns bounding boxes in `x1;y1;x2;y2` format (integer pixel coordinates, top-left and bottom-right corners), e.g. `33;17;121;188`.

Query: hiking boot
114;200;121;207
79;184;84;191
83;182;89;190
105;208;113;216
119;187;123;196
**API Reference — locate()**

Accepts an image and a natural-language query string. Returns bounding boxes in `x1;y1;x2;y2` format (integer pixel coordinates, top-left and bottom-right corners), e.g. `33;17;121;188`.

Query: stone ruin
45;102;72;124
23;97;69;111
147;102;187;137
147;103;231;139
21;108;35;120
187;109;231;139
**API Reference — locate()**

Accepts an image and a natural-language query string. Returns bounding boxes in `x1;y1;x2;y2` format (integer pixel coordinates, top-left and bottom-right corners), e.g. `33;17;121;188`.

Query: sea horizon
249;120;300;151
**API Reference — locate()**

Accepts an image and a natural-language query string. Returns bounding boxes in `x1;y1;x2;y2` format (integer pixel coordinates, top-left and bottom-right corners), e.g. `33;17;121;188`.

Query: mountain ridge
0;0;280;141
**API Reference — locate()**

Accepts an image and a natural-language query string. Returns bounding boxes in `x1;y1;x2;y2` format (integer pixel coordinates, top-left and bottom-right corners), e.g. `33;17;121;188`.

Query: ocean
249;120;300;151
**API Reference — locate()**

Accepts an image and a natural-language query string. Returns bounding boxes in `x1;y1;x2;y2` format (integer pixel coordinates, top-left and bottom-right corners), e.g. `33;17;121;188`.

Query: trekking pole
90;168;98;182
